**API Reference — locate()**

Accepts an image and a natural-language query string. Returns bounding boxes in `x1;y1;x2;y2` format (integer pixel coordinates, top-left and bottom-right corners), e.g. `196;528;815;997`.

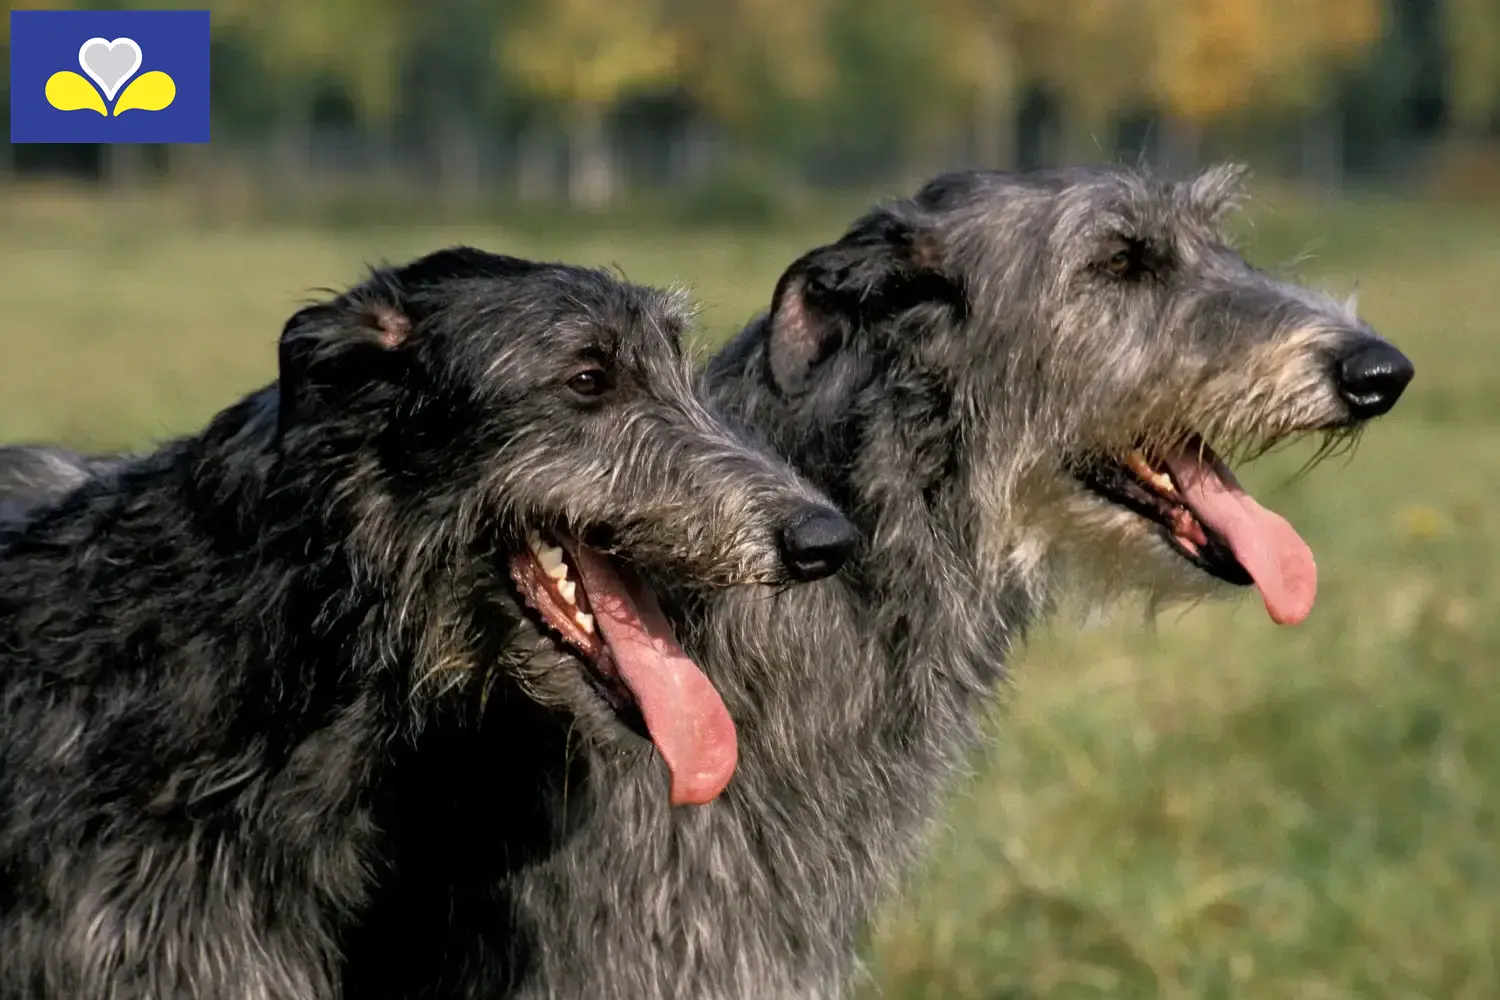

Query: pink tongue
568;547;738;805
1162;451;1318;626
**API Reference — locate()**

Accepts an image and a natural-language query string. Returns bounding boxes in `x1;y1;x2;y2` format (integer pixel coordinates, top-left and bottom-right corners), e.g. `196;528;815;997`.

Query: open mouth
1073;434;1318;626
508;531;737;806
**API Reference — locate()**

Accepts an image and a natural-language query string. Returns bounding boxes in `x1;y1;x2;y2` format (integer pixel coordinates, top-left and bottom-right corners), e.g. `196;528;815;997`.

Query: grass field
1;181;1496;999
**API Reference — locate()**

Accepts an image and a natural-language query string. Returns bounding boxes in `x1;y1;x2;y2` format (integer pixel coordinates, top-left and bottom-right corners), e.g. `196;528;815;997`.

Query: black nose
778;508;860;582
1335;339;1414;420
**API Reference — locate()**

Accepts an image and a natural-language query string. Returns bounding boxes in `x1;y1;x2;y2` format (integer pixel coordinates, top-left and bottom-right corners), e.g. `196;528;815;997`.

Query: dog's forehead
446;264;677;328
928;165;1242;245
503;281;689;364
598;285;691;358
1028;177;1227;259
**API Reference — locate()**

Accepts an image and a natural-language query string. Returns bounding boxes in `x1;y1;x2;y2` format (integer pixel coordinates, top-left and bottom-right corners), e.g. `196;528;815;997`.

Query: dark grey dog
0;247;856;1000
335;164;1413;1000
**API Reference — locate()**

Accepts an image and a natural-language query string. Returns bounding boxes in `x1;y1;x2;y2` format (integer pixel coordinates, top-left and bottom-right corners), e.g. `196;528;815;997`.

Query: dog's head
727;165;1412;625
276;247;858;804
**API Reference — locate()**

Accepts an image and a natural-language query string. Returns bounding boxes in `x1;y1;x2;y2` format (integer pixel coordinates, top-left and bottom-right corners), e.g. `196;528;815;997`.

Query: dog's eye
1105;249;1135;278
566;369;610;398
1099;239;1160;282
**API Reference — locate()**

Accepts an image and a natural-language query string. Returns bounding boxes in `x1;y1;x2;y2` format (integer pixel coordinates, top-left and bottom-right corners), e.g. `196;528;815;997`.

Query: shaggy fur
0;446;123;525
0;247;851;1000
337;165;1413;1000
0;166;1415;1000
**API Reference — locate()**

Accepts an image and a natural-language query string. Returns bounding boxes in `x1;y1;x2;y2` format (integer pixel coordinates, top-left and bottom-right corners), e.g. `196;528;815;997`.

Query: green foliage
1448;0;1500;129
499;0;676;111
660;0;838;132
212;0;418;121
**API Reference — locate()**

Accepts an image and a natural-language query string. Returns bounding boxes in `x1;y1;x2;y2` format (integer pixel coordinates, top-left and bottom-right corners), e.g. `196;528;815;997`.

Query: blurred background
2;2;1498;998
4;0;1500;215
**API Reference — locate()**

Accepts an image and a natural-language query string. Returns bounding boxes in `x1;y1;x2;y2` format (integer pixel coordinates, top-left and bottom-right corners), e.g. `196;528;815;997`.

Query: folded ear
274;246;538;440
765;211;961;395
275;278;415;441
765;264;844;396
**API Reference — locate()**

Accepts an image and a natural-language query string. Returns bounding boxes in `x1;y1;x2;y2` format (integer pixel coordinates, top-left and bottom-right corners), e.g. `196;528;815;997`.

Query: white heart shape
78;37;143;102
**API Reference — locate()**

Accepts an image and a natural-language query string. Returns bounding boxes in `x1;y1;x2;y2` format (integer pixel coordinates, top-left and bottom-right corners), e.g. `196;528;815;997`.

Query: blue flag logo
10;10;210;144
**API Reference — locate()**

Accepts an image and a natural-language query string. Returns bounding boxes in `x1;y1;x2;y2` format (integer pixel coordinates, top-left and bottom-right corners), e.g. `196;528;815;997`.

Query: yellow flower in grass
1397;504;1449;540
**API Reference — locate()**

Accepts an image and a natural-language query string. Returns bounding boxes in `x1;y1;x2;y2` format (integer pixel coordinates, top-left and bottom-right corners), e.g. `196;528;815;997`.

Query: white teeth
575;611;595;633
527;531;544;553
527;535;580;605
537;545;568;579
1125;450;1178;496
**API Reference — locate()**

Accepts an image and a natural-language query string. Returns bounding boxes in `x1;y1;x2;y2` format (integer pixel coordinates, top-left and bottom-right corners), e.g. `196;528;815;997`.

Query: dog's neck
165;401;453;724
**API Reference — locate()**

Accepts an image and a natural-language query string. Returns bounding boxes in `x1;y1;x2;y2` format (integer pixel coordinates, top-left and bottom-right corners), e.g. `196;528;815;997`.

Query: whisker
1282;426;1363;485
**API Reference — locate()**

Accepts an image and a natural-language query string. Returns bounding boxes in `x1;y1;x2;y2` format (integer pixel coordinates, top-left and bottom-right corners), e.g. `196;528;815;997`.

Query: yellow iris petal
113;71;176;116
44;71;106;115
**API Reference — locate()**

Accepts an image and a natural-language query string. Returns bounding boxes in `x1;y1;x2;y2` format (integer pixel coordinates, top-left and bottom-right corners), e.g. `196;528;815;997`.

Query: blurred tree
926;0;1154;165
1150;0;1381;166
662;0;835;147
1447;0;1500;132
2;0;1474;199
928;0;1023;169
400;0;507;202
779;0;966;182
1009;0;1154;155
213;0;416;124
500;0;677;206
